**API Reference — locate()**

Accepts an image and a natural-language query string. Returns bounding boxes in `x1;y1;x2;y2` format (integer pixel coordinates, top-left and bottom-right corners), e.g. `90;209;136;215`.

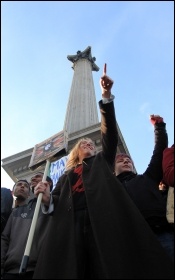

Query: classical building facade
1;46;132;184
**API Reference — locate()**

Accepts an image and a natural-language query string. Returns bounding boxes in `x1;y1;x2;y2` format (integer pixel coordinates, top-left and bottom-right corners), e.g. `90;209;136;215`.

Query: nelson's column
1;46;131;184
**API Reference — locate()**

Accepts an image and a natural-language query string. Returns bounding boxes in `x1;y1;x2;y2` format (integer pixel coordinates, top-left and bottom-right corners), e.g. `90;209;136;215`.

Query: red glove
150;114;164;125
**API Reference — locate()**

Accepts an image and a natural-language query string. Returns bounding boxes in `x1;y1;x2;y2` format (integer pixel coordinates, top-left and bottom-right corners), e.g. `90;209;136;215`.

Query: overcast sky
1;1;174;190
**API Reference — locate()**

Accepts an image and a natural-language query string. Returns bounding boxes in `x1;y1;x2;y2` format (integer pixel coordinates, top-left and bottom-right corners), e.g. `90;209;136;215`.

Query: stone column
64;46;99;135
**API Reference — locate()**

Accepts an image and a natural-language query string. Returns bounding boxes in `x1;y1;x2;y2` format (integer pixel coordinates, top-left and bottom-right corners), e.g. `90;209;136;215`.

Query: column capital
67;46;99;71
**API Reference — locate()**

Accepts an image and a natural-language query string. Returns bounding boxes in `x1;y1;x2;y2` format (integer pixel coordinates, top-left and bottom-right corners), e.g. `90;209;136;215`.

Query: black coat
33;102;173;279
1;188;13;234
117;122;169;226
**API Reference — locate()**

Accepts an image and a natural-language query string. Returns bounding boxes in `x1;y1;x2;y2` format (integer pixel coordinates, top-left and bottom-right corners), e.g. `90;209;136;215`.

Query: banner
29;130;68;170
49;155;69;190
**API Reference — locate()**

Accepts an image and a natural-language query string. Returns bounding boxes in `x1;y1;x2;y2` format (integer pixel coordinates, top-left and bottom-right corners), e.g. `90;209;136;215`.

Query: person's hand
34;181;51;206
150;114;164;125
100;63;114;98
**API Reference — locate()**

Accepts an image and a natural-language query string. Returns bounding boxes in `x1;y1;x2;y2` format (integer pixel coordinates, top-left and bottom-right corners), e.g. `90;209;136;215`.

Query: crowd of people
1;64;174;279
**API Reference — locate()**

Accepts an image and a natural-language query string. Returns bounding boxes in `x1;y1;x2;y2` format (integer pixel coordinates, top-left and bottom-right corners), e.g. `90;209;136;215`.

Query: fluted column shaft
64;58;99;135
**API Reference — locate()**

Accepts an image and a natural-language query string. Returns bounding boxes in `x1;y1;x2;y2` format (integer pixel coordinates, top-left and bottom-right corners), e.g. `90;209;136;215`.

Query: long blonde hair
65;138;95;171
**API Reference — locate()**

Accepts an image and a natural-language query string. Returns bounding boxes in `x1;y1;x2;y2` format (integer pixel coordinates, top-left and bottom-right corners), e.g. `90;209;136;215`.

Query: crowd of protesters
1;64;174;279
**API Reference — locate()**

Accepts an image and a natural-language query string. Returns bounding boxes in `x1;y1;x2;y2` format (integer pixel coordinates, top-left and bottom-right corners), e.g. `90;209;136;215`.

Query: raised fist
150;114;164;125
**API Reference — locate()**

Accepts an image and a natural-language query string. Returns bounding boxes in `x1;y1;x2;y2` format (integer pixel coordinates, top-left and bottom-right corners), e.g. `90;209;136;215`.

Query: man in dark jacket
115;115;174;262
12;180;30;208
1;180;31;235
1;188;13;234
33;65;173;279
1;174;53;279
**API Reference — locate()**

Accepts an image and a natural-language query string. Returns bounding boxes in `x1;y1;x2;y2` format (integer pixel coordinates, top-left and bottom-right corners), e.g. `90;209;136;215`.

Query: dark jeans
152;225;174;262
74;209;106;279
2;271;34;279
